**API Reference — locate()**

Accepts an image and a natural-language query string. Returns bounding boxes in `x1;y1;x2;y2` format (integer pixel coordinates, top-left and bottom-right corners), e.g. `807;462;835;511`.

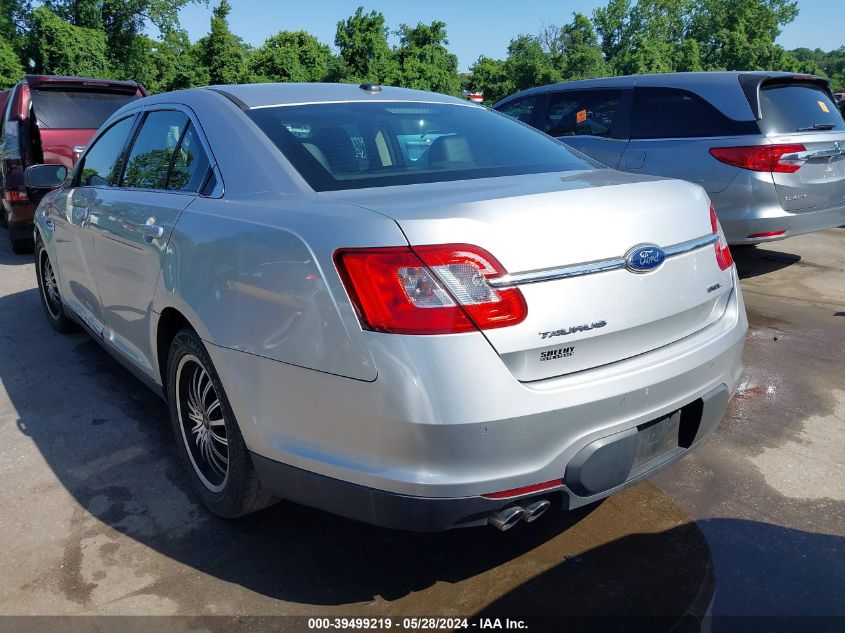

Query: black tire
167;328;277;518
11;238;34;254
35;235;76;333
0;206;7;228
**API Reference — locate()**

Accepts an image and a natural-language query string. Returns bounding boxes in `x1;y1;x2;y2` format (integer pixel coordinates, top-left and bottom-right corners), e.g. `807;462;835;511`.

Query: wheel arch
155;306;195;389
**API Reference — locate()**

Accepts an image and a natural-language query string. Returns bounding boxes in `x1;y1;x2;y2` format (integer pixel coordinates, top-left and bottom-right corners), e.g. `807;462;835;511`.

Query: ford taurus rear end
232;92;747;530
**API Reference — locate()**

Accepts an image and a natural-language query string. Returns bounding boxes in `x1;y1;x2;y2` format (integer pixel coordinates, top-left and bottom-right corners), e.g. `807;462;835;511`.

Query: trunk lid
767;130;845;212
758;79;845;212
328;170;734;381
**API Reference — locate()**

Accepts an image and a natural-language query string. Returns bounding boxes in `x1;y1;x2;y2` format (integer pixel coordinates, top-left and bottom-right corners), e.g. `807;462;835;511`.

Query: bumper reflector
483;479;563;499
747;231;786;239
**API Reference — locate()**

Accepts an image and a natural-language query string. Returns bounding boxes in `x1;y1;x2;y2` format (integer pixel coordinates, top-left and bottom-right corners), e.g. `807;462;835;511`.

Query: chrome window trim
489;233;719;288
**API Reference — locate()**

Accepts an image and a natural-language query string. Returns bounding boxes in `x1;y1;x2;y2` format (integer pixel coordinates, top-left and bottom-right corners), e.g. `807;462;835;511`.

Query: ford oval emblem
625;244;666;273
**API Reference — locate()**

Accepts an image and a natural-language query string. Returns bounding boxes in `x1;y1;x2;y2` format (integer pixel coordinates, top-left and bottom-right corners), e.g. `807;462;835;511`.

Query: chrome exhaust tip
488;506;525;531
523;499;551;523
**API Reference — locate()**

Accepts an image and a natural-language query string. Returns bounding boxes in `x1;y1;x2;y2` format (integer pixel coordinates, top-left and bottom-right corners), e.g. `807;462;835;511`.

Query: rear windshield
246;102;593;191
759;83;845;134
30;88;139;129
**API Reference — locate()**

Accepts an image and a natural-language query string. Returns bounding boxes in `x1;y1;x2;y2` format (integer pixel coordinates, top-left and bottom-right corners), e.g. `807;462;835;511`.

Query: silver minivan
494;72;845;244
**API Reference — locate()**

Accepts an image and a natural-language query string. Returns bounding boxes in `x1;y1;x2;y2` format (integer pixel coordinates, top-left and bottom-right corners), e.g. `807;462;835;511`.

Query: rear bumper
250;384;731;531
711;175;845;244
4;200;36;240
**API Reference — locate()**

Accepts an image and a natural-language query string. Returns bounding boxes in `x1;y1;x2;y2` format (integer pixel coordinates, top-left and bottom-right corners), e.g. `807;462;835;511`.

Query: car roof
496;71;827;122
194;82;473;110
503;71;818;97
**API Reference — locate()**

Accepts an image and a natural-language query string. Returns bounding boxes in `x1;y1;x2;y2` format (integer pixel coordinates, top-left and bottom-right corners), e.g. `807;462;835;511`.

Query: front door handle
140;223;164;239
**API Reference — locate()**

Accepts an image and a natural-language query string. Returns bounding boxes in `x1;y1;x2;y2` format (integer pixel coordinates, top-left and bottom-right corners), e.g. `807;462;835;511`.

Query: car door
52;114;138;334
539;88;631;168
89;108;213;377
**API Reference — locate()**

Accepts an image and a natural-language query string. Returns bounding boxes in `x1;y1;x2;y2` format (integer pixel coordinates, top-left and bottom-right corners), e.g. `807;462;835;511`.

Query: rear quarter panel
153;195;409;383
623;136;755;193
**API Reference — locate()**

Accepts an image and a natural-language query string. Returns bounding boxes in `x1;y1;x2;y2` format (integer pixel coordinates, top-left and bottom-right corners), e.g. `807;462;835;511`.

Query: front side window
496;96;538;124
77;116;136;187
631;87;757;139
123;110;189;190
544;90;623;139
246;102;593;191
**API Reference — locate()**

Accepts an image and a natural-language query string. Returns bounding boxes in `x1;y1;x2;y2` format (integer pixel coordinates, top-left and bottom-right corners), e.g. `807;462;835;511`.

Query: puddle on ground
749;389;845;502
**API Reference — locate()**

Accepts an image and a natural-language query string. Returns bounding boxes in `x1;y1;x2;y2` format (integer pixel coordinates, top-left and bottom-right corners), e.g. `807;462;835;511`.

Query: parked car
494;72;845;244
835;92;845;117
0;75;146;253
28;83;746;531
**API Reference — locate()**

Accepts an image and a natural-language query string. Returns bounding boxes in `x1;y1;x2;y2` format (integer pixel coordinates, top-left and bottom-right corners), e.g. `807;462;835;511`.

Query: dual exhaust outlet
488;499;551;531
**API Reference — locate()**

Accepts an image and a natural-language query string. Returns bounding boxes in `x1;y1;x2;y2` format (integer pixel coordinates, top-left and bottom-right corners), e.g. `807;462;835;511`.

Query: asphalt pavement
0;226;842;632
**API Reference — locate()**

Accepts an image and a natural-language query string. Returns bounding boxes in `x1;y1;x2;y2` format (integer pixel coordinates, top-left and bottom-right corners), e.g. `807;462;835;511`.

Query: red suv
0;75;147;253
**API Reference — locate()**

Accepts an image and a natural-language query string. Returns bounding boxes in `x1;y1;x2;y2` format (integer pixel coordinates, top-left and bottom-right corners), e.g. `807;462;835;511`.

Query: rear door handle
140;223;164;239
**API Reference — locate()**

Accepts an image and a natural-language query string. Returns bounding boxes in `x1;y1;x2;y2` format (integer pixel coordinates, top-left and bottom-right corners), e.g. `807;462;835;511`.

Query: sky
176;0;845;73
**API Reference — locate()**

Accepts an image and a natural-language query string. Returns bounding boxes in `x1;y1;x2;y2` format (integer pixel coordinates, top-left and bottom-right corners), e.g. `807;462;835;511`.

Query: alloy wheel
175;354;230;493
39;249;62;321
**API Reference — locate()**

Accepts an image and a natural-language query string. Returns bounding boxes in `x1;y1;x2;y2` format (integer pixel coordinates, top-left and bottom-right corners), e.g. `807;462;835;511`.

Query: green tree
126;31;208;93
333;7;397;83
556;13;608;80
688;0;800;71
248;30;331;83
504;35;561;92
196;0;248;85
1;0;29;66
467;55;511;103
788;46;845;92
41;0;198;78
593;0;632;72
28;6;110;76
394;21;460;94
0;38;23;89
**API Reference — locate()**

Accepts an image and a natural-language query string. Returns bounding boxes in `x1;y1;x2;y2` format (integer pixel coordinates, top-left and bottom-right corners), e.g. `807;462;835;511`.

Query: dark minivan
0;75;146;253
494;72;845;244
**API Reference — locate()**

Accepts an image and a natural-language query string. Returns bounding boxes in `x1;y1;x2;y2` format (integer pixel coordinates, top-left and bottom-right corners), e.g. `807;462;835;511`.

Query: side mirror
24;164;68;189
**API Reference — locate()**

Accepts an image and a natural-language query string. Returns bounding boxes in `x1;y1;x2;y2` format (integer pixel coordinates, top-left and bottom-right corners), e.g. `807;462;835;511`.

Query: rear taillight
709;144;806;173
710;205;733;271
335;244;527;335
5;190;28;202
15;82;30;121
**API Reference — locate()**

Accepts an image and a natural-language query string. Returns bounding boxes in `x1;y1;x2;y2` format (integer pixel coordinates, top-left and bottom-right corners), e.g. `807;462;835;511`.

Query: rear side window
30;88;139;130
631;88;758;139
78;116;135;187
168;124;211;192
496;96;538;124
123;110;189;190
759;83;845;134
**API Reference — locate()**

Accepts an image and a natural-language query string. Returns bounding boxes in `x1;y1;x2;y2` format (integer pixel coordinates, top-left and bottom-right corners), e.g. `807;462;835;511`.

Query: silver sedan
28;83;747;531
